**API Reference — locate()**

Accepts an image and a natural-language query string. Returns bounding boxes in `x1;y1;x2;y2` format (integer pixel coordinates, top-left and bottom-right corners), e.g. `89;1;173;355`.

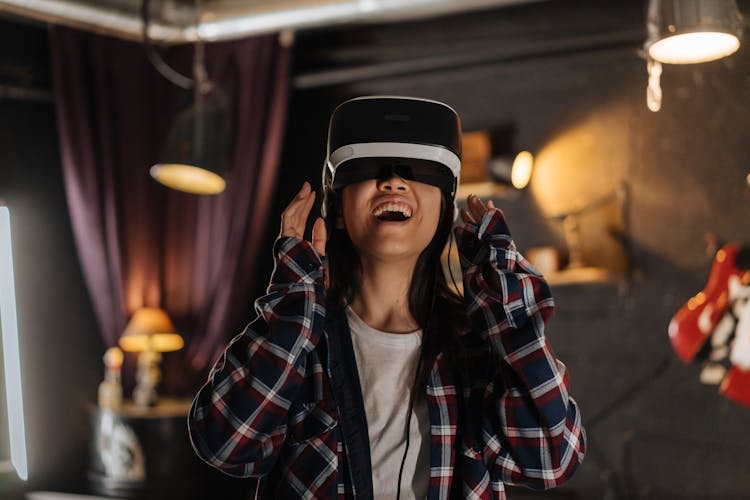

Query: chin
369;244;427;261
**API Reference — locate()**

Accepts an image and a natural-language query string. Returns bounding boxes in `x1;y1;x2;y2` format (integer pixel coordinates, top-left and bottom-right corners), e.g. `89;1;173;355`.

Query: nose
377;174;409;193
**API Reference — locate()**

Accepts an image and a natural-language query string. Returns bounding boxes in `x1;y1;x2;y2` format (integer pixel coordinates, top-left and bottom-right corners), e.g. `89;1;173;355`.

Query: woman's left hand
460;194;496;225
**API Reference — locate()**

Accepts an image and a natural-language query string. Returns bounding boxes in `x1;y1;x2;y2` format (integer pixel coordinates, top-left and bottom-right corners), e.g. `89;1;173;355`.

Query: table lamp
119;307;183;408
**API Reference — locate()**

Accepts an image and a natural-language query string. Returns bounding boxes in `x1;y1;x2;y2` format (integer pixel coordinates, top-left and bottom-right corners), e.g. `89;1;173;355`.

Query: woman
189;96;586;499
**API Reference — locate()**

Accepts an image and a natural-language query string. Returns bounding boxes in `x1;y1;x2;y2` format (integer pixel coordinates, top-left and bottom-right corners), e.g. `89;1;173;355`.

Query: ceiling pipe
0;0;545;44
293;29;645;89
0;0;189;43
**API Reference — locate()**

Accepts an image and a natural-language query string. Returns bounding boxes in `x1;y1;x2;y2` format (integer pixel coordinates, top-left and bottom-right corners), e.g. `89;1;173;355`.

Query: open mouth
373;203;412;222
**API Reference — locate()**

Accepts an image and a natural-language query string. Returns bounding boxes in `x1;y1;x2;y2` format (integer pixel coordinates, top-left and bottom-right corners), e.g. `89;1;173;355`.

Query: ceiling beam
0;0;547;44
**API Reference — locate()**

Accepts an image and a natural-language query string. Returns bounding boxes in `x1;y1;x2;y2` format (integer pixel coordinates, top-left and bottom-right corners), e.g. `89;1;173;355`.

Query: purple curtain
49;26;290;393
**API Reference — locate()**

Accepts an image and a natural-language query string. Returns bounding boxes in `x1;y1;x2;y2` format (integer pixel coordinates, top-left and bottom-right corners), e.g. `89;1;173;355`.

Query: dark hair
322;175;467;393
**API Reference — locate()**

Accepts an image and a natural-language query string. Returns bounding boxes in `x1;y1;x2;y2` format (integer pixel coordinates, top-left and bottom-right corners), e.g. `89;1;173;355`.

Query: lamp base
88;399;201;499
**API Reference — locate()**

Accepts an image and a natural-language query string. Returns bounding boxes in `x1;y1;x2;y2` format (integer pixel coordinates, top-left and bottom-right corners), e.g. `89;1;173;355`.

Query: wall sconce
644;0;743;111
142;0;229;194
458;129;534;198
489;150;535;190
119;307;184;408
545;182;631;287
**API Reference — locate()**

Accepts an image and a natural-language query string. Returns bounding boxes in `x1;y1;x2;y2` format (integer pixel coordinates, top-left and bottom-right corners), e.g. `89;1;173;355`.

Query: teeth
373;203;412;218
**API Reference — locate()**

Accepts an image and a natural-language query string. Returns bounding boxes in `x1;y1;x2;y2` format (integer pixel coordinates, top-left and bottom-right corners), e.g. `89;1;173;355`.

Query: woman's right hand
279;181;327;257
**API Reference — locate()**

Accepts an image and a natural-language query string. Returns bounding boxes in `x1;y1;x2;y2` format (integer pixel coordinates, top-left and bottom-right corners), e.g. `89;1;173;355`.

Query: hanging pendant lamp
142;0;229;195
645;0;743;64
150;84;229;195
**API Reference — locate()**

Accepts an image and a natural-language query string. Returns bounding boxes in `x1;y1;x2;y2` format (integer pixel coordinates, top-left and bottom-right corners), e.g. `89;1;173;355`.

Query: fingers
311;217;327;256
468;194;487;223
280;182;316;239
470;194;488;221
461;195;498;224
301;187;316;223
280;183;327;258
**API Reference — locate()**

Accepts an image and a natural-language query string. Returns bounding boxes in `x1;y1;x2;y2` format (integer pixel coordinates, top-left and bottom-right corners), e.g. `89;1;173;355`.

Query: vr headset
324;96;462;202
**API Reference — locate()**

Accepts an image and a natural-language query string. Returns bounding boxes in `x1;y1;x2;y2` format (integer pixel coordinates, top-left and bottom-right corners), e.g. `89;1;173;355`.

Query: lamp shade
646;0;743;64
151;89;229;195
119;307;184;353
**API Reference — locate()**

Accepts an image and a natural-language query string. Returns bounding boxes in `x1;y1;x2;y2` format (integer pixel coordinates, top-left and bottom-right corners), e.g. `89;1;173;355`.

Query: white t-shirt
346;306;430;500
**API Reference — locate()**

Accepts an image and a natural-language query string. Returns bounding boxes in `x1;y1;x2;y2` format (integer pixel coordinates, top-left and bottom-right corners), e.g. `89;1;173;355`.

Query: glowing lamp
489;150;535;190
119;307;183;408
150;93;228;195
119;307;183;353
646;0;742;64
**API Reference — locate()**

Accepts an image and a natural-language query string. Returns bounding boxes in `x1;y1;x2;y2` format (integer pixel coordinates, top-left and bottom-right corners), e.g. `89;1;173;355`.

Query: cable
581;352;673;500
585;353;672;430
395;390;414;500
446;229;462;296
252;477;262;499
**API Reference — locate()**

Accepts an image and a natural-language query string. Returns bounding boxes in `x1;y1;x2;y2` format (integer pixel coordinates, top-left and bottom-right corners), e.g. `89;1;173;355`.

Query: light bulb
648;32;740;64
150;164;226;195
511;151;534;189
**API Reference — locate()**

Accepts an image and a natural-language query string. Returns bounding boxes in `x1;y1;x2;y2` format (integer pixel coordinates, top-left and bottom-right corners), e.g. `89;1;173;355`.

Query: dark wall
0;20;102;497
0;20;247;500
278;1;750;499
3;0;750;499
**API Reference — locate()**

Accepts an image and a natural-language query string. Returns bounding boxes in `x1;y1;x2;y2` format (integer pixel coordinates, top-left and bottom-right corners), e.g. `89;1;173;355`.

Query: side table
88;398;197;499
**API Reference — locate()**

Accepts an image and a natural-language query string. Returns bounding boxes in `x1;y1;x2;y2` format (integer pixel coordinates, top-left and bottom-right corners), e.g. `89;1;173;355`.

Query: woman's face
340;175;443;264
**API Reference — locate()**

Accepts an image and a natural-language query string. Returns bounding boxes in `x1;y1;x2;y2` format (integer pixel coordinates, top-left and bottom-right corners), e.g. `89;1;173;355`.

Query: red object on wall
668;244;742;363
721;366;750;407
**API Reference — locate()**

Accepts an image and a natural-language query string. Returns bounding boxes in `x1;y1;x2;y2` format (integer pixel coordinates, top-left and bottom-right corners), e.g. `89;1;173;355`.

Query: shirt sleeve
454;208;586;489
188;236;327;478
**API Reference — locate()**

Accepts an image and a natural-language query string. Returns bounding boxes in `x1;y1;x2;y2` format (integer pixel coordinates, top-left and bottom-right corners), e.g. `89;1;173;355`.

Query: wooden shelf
457;181;513;200
117;397;192;418
444;266;621;295
546;266;617;287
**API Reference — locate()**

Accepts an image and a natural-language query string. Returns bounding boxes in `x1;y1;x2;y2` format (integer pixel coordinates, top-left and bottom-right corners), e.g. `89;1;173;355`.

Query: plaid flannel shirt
189;208;586;499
